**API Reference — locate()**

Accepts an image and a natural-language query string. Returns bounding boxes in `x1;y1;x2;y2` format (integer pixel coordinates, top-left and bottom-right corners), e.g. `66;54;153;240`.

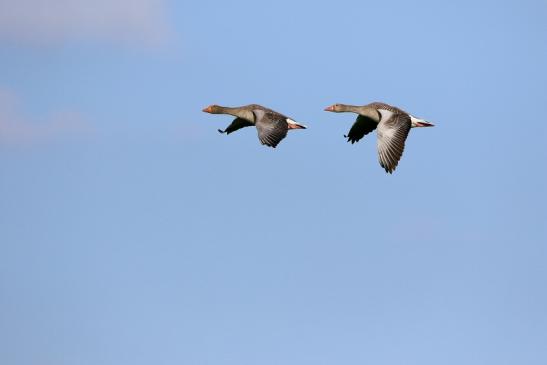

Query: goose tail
286;118;307;130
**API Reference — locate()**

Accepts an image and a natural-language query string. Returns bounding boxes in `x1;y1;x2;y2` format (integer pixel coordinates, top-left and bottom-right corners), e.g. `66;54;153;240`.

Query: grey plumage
376;113;411;173
255;110;289;148
325;101;434;173
203;104;306;148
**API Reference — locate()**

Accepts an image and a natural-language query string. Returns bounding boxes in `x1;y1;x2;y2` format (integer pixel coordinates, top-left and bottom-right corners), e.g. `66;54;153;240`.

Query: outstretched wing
218;117;254;135
255;111;288;148
377;112;411;173
345;115;378;144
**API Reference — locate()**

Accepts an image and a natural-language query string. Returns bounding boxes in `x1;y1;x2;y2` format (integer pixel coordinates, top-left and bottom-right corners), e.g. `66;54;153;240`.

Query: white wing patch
379;124;396;139
378;109;394;122
252;108;266;121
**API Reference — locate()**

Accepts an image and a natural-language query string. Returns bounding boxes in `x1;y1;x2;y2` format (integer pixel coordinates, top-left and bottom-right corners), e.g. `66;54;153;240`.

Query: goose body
202;104;306;148
324;102;434;173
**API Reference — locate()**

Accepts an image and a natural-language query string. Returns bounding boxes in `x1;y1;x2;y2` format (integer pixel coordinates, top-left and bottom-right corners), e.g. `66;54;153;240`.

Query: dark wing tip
344;134;356;144
345;135;357;144
382;164;396;174
218;129;226;134
259;140;278;148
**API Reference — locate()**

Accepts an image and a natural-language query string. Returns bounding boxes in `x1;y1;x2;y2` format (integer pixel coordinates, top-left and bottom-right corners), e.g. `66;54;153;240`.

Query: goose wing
218;117;254;135
255;111;288;148
345;115;378;144
377;112;411;173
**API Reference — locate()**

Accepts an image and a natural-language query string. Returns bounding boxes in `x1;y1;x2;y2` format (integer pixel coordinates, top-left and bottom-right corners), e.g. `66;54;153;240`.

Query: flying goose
324;102;434;173
202;104;306;148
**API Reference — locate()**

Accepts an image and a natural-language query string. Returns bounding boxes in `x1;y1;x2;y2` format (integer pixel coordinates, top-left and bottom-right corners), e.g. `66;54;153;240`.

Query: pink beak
202;105;213;113
324;105;335;112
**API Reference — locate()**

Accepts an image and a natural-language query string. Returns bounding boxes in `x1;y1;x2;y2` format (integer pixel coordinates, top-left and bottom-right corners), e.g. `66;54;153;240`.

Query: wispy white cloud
0;0;172;46
0;88;92;145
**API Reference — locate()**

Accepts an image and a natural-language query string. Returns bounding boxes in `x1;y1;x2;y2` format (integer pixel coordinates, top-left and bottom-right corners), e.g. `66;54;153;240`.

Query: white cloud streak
0;88;92;145
0;0;172;46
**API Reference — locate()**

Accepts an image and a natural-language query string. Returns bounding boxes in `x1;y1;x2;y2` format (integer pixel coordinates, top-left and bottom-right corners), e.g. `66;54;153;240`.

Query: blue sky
1;0;546;364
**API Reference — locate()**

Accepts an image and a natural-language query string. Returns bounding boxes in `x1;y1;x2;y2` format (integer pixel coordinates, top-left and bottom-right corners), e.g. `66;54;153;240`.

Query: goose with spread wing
324;102;434;173
202;104;306;148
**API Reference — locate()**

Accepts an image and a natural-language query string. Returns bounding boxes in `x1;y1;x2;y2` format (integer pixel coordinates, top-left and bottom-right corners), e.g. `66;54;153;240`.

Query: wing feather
377;113;411;173
345;115;378;144
255;111;288;148
218;117;254;135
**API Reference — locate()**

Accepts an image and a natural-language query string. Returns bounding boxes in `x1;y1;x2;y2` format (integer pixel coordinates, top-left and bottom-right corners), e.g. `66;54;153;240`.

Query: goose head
325;103;380;121
324;104;346;112
202;105;221;114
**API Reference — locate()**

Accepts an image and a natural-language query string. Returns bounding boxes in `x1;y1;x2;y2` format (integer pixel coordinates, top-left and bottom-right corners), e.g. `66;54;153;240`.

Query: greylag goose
324;102;434;173
202;104;306;148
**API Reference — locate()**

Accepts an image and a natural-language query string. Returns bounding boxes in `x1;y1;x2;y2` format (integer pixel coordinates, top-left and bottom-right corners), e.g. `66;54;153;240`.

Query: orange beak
324;105;335;112
202;105;213;113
